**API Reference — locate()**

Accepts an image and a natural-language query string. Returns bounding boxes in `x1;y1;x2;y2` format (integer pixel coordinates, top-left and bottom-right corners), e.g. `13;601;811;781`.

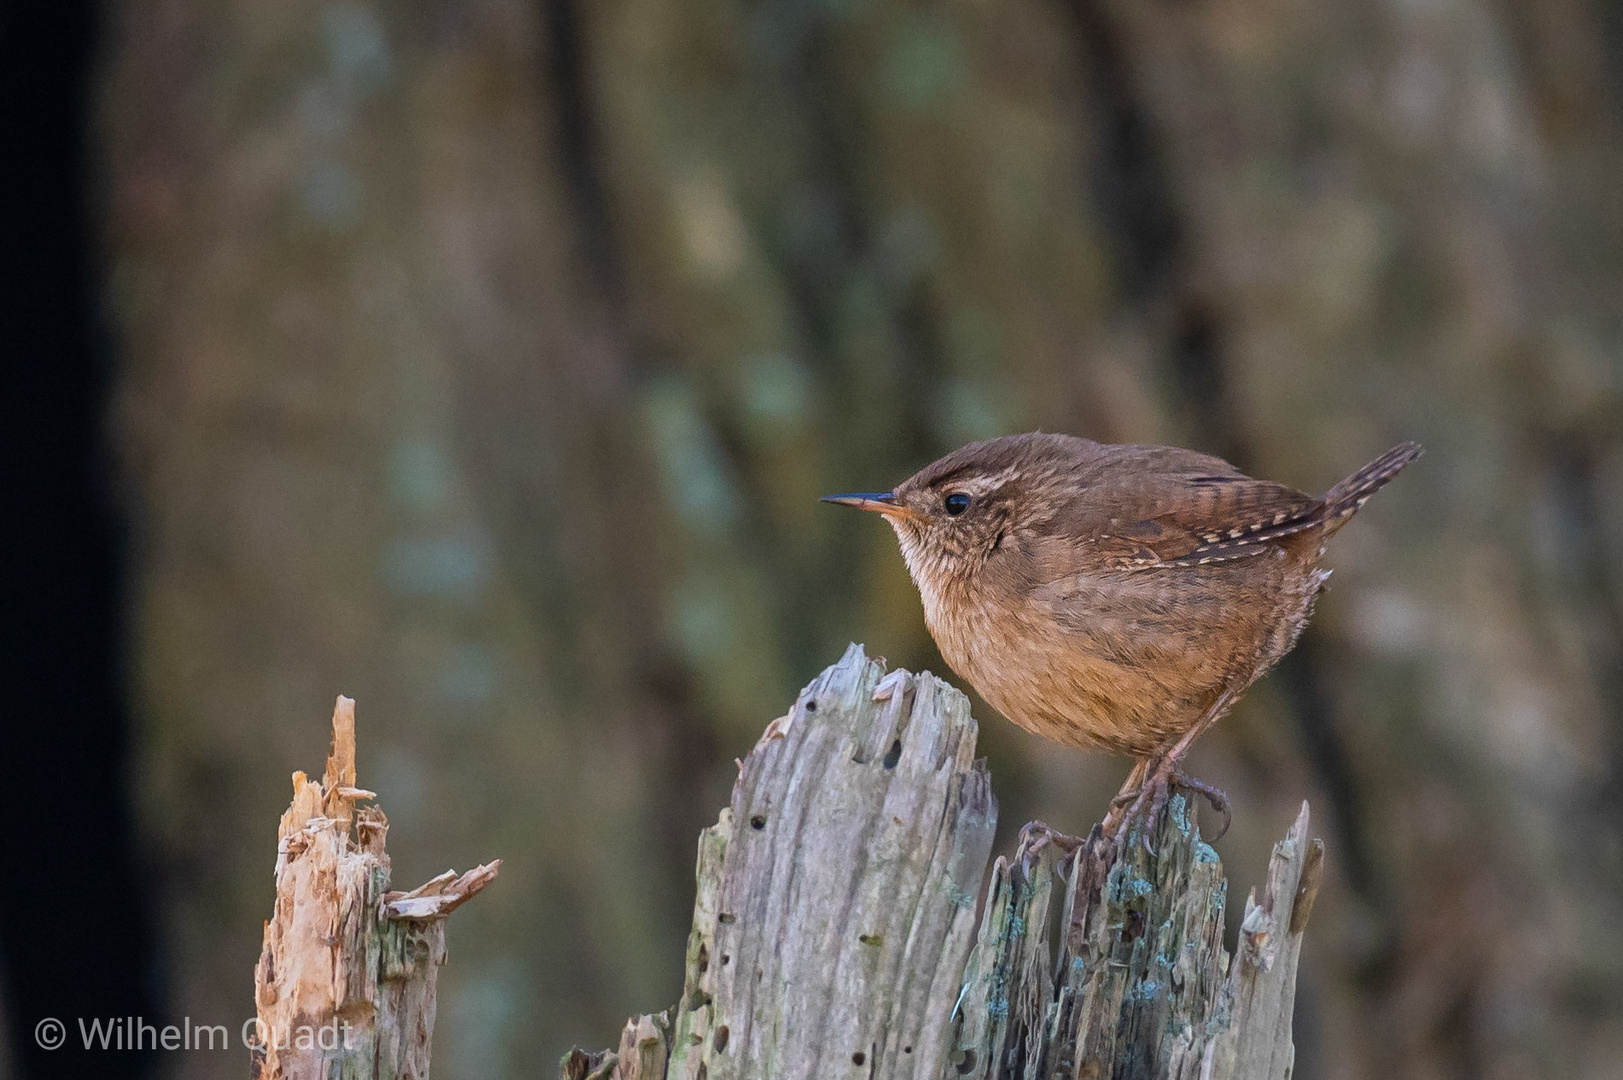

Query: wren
824;432;1421;839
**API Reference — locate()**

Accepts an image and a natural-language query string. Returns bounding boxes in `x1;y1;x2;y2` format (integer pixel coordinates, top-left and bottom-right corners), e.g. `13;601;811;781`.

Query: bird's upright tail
1320;440;1423;529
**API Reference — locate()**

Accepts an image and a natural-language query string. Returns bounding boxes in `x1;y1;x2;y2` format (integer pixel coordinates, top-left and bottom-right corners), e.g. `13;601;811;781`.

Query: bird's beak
821;491;921;523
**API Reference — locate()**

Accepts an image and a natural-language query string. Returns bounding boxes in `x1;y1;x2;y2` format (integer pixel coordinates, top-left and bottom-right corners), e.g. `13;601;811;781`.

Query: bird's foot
1018;819;1087;854
1015;819;1089;876
1108;788;1140;810
1109;760;1232;845
1100;788;1143;840
1168;767;1231;841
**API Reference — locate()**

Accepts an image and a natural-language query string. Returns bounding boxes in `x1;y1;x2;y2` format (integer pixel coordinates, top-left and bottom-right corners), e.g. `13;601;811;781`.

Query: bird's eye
944;492;971;516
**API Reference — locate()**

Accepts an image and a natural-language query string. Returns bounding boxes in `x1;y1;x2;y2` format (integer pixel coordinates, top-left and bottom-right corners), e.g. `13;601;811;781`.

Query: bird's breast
916;576;1091;742
913;559;1298;757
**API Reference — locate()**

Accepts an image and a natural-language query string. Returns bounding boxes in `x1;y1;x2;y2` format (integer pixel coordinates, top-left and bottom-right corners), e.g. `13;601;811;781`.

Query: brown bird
824;433;1421;840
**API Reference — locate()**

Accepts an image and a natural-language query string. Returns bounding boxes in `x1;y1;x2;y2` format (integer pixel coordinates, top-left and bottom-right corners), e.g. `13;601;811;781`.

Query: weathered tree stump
564;643;998;1080
253;696;500;1080
563;646;1323;1080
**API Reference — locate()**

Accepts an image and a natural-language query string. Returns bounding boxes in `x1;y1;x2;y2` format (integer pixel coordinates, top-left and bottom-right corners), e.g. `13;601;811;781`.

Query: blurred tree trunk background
97;0;1623;1078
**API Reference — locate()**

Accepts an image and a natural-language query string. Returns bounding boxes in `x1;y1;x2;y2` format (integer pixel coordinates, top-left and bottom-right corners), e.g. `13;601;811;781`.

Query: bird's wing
1044;445;1324;570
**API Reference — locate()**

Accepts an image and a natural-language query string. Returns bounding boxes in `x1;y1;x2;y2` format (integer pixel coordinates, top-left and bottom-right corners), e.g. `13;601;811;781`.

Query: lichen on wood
253;696;499;1080
949;799;1322;1080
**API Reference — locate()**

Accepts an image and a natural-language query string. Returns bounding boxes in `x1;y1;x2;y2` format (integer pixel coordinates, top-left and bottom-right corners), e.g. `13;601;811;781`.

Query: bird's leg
1109;757;1153;808
1122;686;1240;841
1100;757;1153;837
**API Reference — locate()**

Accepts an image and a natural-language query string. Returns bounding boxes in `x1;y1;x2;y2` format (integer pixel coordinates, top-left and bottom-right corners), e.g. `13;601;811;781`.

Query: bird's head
823;433;1089;596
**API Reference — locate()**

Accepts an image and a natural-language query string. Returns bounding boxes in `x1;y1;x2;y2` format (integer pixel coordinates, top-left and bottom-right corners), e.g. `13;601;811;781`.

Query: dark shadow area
0;3;164;1076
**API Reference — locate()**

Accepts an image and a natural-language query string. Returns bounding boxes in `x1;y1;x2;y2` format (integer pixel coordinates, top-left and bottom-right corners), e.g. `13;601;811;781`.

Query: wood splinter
253;695;500;1080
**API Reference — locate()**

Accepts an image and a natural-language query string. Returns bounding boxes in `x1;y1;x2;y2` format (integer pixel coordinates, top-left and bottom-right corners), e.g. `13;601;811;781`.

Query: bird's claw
1016;820;1086;877
1168;767;1231;841
1106;761;1232;845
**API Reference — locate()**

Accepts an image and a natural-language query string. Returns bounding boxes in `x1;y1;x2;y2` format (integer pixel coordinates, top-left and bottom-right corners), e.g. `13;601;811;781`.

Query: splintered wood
253;696;499;1080
562;646;1323;1080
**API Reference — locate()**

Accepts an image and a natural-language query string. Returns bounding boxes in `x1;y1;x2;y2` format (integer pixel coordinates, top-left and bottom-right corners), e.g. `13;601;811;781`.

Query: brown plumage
825;433;1421;834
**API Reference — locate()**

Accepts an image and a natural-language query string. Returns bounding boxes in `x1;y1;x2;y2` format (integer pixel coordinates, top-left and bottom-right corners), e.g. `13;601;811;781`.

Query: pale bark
253;696;497;1080
567;645;998;1079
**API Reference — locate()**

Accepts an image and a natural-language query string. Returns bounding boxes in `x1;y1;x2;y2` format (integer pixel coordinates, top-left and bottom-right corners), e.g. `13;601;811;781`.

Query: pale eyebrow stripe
958;466;1020;495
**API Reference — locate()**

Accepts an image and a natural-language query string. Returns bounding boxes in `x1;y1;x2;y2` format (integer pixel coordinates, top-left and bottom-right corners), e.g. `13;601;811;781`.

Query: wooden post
253;696;500;1080
563;646;1323;1080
